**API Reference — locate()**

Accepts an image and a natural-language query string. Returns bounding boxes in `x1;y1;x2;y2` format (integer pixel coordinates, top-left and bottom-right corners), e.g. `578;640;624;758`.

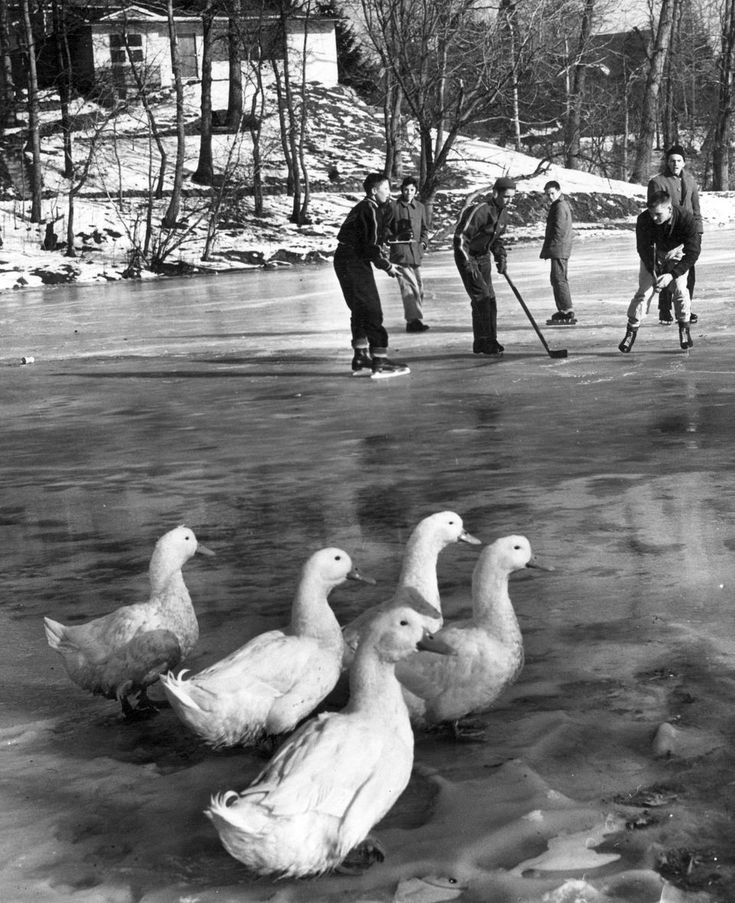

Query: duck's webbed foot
335;835;386;875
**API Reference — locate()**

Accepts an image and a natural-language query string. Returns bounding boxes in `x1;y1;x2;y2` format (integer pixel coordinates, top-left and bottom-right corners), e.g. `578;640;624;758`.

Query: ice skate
371;357;410;380
618;324;638;353
678;322;693;350
546;311;577;327
351;348;372;377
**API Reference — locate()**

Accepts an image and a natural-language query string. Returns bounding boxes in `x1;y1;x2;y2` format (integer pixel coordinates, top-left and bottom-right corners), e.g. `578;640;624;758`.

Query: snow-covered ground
2;81;734;292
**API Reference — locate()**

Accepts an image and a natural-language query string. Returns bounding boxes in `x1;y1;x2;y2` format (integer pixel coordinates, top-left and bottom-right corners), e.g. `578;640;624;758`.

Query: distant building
13;3;338;100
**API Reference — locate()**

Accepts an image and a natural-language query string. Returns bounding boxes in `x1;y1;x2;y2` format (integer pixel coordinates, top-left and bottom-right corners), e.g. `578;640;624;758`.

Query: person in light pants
618;189;699;353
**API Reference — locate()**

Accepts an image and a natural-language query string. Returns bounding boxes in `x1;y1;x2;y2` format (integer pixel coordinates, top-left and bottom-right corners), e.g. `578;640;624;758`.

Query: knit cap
494;176;517;191
666;144;686;159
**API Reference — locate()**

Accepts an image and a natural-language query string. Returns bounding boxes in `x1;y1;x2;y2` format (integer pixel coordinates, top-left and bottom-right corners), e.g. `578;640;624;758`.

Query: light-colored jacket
647;169;703;234
388;198;429;267
540;196;573;260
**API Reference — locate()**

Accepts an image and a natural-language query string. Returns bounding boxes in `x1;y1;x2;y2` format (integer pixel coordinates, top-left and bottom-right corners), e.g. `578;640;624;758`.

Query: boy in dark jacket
454;176;516;356
540;180;575;325
334;173;409;379
619;189;700;353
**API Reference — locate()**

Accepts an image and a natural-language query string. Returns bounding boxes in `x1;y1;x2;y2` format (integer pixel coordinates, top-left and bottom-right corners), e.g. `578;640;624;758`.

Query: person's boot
618;324;638;353
351;347;372;376
371;355;410;379
678;321;693;350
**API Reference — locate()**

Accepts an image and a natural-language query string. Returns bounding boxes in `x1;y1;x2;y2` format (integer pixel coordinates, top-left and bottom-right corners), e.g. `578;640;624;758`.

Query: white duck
161;548;373;749
396;535;547;732
205;605;454;878
341;511;480;668
43;525;214;717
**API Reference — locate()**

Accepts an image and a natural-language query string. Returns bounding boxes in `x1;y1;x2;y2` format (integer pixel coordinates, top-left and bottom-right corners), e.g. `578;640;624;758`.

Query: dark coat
336;197;392;271
388;198;429;267
636;205;700;278
648;169;703;234
540;196;573;259
453;199;509;264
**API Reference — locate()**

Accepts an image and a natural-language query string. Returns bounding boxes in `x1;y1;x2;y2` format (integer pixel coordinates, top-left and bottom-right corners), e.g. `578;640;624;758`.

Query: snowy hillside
1;81;734;292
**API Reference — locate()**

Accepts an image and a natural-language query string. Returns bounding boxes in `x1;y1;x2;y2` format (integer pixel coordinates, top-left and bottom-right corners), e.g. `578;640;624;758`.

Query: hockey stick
503;272;568;359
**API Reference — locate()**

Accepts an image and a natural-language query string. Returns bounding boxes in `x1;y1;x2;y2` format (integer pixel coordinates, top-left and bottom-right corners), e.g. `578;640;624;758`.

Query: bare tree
51;0;73;178
226;0;244;128
20;0;43;220
0;0;18;129
630;0;676;182
162;0;186;229
563;0;597;168
357;0;536;220
712;0;735;188
192;0;217;186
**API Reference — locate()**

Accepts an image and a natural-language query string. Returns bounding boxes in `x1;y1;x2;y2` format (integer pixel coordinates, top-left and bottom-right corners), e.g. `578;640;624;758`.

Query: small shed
69;4;338;98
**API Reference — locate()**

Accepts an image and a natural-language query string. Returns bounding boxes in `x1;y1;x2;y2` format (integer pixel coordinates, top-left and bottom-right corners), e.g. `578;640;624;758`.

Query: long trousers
549;258;573;312
627;260;691;325
394;265;424;321
454;250;497;342
334;245;389;352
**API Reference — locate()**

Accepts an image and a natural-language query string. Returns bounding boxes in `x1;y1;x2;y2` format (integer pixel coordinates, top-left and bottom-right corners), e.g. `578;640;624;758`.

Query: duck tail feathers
205;790;248;831
159;669;202;713
43;617;69;651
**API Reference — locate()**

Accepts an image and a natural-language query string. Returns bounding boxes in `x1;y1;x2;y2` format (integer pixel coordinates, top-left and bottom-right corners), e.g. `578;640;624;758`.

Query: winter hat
666;144;686;159
494;176;517;191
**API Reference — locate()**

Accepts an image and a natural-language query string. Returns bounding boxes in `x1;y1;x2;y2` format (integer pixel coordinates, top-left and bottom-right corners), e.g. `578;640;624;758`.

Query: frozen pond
2;230;735;902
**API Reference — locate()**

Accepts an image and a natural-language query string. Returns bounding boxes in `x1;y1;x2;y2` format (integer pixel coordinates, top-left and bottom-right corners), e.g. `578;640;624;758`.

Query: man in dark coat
618;189;700;354
334;173;409;379
388;176;430;333
648;144;703;324
454;176;516;356
540;180;575;325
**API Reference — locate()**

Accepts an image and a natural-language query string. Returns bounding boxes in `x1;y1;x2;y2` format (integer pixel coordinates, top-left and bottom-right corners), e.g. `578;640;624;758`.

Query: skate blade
370;367;411;380
351;370;372;377
546;321;577;327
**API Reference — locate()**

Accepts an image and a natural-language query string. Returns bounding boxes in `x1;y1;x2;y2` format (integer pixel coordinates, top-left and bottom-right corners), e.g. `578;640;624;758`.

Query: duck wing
193;630;323;698
243;713;385;819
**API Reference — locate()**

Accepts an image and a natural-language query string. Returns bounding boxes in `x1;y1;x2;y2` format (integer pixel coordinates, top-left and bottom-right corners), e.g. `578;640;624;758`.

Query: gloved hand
496;257;507;275
386;264;399;279
654;272;673;292
466;257;481;279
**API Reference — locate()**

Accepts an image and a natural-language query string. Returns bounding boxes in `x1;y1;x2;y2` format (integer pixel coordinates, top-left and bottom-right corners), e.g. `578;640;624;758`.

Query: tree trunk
295;2;312;224
121;17;168;198
661;0;682;149
383;75;403;180
20;0;43;221
272;61;295;195
565;0;596;169
0;0;18;129
501;0;522;151
192;4;215;186
52;0;73;178
712;0;735;189
630;0;675;183
162;0;186;229
226;0;244;129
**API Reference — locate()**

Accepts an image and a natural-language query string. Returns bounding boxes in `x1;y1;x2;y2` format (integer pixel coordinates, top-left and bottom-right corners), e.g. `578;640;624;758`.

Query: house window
109;33;143;63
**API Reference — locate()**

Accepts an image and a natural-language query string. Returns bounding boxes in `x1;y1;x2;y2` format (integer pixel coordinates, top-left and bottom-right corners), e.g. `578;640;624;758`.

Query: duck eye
513;545;521;550
400;619;408;626
334;555;342;560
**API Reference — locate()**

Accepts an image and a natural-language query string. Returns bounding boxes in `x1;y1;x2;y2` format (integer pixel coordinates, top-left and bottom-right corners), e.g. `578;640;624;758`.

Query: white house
70;5;339;100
